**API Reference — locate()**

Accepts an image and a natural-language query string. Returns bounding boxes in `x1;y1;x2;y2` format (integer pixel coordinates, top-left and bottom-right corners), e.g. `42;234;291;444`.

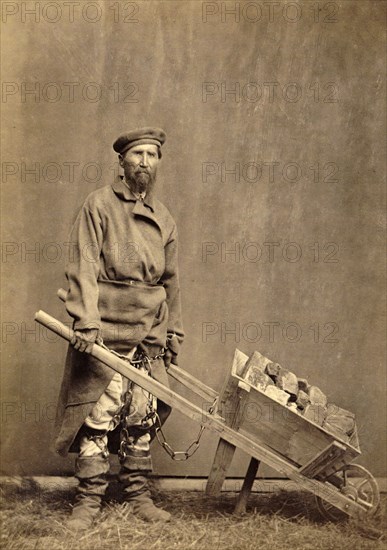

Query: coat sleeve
65;202;103;331
159;224;184;361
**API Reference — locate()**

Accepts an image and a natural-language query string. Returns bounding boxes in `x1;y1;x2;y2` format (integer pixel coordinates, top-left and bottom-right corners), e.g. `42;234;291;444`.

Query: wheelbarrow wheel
315;464;380;521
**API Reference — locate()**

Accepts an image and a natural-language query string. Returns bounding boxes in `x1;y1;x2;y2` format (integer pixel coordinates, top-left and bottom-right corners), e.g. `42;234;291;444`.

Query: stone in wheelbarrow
323;403;356;440
275;368;299;401
308;386;328;407
243;351;274;391
264;362;298;401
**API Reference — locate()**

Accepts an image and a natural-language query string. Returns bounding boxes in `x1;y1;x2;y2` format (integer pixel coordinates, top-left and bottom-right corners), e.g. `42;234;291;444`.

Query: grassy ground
1;482;385;550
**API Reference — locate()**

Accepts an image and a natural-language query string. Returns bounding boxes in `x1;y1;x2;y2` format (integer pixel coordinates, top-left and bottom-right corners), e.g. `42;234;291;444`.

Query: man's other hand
71;328;99;353
163;348;177;370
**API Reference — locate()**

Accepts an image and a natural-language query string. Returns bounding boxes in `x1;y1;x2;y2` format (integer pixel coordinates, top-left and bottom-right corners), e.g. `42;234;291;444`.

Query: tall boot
66;455;110;532
118;458;171;523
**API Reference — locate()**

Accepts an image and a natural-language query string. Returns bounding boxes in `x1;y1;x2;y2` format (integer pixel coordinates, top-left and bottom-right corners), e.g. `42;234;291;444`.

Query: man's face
119;143;159;194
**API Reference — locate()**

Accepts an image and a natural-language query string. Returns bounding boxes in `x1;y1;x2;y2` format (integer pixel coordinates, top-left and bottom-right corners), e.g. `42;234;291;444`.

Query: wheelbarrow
35;297;380;521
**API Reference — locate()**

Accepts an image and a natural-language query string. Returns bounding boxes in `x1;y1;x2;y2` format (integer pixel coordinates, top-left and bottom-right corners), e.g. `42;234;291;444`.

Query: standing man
54;128;184;530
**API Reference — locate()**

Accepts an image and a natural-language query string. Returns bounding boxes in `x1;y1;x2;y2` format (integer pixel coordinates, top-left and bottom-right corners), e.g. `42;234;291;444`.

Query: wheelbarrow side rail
34;310;368;519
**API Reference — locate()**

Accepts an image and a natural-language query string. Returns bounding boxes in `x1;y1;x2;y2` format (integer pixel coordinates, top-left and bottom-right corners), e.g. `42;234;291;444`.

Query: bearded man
54;128;184;530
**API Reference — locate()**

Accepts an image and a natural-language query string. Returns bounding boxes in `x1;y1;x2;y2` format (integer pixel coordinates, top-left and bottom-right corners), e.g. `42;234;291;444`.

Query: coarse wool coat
54;177;184;456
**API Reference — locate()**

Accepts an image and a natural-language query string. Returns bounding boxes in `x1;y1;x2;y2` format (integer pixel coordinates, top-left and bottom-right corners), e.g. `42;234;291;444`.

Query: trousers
79;347;155;461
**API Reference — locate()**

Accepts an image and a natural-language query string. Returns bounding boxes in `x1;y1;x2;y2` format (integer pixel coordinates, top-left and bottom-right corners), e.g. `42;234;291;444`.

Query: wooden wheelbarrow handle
54;289;218;403
34;309;192;408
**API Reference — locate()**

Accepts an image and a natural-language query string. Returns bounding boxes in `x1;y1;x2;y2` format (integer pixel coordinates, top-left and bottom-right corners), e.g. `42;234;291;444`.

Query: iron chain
155;413;206;461
95;339;218;462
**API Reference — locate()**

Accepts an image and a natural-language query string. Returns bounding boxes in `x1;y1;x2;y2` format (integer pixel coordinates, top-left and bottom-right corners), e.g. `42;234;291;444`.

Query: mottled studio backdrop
1;0;386;479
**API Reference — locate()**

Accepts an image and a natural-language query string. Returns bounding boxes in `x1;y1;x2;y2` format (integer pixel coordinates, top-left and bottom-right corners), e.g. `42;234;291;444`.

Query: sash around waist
97;279;167;324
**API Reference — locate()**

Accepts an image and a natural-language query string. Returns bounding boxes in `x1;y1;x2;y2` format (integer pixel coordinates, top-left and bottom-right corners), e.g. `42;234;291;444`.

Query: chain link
96;338;218;462
155;413;206;461
208;397;218;415
86;431;110;459
153;395;218;461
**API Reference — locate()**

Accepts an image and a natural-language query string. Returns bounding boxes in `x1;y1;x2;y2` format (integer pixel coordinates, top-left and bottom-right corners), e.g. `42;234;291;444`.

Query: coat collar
111;176;155;212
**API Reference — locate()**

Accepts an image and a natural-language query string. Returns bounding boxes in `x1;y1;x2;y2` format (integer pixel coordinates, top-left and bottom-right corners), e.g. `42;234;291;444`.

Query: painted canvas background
1;0;385;479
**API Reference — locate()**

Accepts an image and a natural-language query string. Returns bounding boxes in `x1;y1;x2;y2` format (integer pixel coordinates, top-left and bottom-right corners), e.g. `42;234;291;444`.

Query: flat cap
113;127;166;156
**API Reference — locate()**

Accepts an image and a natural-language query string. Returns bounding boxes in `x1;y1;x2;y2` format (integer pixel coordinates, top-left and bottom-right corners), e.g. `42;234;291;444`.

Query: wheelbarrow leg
206;380;250;496
206;439;237;496
234;458;260;515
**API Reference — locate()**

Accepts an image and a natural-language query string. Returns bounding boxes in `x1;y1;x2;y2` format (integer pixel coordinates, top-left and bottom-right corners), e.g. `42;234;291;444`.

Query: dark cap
113;127;166;156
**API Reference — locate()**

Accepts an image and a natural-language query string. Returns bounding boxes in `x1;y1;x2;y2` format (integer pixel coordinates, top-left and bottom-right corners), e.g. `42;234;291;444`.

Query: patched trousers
79;347;156;468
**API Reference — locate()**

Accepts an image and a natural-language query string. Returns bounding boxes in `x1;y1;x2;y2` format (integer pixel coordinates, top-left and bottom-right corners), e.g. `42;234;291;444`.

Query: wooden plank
234;458;260;515
34;315;367;519
319;458;351;480
349;424;360;451
206;361;250;496
205;440;237;496
168;365;218;402
298;441;347;478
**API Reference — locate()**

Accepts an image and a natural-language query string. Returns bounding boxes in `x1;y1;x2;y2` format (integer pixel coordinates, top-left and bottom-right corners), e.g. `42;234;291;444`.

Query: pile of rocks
241;351;356;443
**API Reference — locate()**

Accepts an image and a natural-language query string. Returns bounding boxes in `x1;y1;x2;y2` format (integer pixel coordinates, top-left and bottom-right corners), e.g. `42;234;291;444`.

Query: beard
123;164;156;195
